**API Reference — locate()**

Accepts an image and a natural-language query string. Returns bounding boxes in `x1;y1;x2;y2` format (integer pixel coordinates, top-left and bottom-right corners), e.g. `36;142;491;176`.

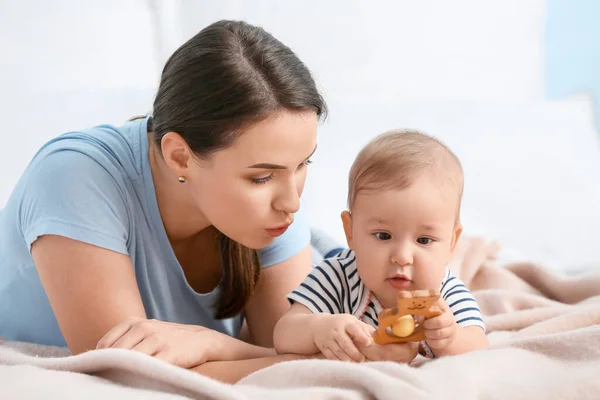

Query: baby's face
342;178;462;309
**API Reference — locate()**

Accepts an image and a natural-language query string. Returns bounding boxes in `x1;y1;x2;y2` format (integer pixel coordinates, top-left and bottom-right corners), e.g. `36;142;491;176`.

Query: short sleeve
419;270;486;359
19;150;130;255
287;258;345;315
441;270;486;332
258;199;310;267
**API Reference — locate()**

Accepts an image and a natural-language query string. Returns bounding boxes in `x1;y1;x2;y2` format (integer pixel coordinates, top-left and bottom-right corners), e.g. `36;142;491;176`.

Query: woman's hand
356;340;419;363
97;317;274;368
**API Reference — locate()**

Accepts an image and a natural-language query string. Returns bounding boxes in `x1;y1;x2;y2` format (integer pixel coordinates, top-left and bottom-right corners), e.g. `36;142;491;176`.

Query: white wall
0;0;159;92
0;0;159;202
160;0;546;103
1;0;599;272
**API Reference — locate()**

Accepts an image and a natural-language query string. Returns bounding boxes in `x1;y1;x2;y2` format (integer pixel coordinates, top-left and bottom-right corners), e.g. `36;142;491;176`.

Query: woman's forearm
192;354;311;384
212;329;277;360
230;339;278;359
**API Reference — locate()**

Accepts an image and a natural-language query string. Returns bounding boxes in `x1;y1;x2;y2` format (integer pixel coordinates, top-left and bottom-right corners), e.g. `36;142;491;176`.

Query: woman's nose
273;179;300;214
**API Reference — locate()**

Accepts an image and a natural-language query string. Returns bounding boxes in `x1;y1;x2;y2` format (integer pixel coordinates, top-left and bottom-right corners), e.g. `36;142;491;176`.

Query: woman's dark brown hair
150;20;327;319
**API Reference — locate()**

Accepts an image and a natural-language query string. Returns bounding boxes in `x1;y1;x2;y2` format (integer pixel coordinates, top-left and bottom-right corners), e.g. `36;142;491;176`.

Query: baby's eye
417;237;433;245
374;232;392;241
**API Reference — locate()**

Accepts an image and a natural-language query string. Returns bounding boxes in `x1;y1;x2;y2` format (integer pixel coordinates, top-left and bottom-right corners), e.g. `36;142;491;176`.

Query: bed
2;236;600;399
2;2;600;397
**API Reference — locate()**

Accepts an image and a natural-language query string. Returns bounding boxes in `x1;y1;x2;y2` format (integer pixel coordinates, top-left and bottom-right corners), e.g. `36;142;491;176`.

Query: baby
274;129;488;361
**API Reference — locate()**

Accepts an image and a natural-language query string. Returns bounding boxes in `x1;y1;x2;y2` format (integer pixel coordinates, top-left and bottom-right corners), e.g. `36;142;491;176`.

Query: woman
0;20;416;382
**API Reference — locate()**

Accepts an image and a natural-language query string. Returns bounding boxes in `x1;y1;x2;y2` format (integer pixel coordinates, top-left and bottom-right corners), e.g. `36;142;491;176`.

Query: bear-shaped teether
372;289;442;344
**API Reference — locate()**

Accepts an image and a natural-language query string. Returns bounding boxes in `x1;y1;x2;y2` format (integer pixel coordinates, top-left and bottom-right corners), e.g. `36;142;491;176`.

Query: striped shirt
288;249;485;357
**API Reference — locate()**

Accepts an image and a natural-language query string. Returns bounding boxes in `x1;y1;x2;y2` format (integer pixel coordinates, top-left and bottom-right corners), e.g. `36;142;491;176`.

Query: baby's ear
341;210;354;249
450;223;463;255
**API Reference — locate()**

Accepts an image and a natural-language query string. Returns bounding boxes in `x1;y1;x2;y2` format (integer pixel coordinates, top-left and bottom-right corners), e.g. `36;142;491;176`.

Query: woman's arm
194;353;314;384
97;317;276;365
33;233;281;368
244;244;312;347
31;235;147;354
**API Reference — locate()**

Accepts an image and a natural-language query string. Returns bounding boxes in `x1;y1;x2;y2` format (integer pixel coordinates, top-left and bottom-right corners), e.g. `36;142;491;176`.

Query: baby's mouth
387;275;412;290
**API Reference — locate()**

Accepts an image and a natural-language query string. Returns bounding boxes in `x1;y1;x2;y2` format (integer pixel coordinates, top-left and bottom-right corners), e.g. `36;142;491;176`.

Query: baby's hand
314;314;374;362
422;299;457;351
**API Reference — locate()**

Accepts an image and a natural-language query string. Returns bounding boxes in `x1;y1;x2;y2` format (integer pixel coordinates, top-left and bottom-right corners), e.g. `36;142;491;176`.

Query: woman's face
186;111;318;249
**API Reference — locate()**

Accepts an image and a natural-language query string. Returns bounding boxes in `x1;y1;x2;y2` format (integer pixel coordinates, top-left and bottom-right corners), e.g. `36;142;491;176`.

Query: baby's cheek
414;267;446;289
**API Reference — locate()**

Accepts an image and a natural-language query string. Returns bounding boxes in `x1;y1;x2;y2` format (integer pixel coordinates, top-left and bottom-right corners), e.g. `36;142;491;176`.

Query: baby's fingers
361;323;376;346
426;337;455;350
346;322;373;348
423;312;454;330
335;333;365;362
424;325;455;341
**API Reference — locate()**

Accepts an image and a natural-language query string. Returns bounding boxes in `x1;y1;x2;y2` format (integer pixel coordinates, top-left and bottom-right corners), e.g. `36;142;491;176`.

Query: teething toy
391;314;415;337
372;289;442;344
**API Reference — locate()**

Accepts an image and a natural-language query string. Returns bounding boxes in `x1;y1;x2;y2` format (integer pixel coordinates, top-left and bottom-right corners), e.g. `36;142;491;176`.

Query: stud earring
178;176;186;183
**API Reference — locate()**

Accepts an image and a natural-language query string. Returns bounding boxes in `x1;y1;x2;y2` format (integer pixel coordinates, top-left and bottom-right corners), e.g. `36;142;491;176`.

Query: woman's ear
341;210;354;249
160;131;192;177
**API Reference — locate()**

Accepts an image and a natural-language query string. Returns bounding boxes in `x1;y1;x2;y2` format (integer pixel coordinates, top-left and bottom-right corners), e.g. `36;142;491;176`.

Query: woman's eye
251;174;274;184
374;232;392;241
297;159;313;170
417;237;433;245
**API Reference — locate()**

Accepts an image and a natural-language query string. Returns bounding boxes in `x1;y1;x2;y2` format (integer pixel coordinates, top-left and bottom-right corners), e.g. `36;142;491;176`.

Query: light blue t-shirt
0;116;310;347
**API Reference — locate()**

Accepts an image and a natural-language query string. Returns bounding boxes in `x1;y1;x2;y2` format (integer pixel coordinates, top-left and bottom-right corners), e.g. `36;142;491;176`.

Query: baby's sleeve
441;270;486;331
420;269;486;359
287;258;346;315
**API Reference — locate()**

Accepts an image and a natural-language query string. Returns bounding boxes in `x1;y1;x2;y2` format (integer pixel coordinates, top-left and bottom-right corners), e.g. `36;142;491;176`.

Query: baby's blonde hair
347;129;464;218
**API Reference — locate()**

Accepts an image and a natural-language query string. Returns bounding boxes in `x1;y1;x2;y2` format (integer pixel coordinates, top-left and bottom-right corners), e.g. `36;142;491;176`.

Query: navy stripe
351;287;361;310
452;307;481;316
448;297;476;308
440;276;456;294
325;260;347;313
307;273;341;312
351;279;361;292
443;288;470;300
314;266;343;306
339;256;356;312
324;248;344;259
290;291;324;313
343;266;353;312
340;256;356;270
456;316;484;325
363;311;378;326
299;283;335;314
338;249;353;262
348;267;358;280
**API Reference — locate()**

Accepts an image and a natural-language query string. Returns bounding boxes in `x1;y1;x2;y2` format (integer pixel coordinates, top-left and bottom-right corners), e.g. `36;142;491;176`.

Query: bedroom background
1;0;598;273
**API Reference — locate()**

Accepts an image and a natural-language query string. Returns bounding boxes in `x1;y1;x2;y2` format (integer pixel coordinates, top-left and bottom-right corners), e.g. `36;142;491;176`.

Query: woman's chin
237;234;275;250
